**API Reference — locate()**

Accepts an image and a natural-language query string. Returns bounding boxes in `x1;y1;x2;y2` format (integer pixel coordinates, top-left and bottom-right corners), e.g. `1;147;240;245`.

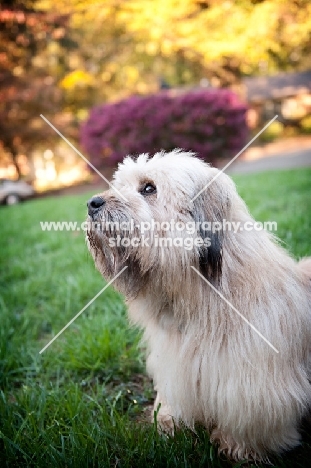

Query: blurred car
0;179;35;205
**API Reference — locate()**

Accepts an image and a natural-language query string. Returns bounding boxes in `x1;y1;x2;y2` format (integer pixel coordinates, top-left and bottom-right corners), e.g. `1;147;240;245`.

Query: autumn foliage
0;2;70;177
80;89;248;166
2;0;311;178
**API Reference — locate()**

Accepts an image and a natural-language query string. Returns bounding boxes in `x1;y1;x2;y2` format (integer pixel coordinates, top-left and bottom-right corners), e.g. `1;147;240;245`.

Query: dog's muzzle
87;196;105;217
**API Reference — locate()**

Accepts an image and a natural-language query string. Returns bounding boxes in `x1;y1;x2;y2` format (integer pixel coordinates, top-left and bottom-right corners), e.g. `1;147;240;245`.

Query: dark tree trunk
7;145;22;179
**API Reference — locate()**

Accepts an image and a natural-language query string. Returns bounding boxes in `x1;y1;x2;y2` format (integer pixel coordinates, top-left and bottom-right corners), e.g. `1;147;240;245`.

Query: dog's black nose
87;196;105;216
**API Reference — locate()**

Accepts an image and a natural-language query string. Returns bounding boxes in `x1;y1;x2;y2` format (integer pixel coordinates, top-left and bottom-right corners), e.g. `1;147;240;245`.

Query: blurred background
1;0;311;196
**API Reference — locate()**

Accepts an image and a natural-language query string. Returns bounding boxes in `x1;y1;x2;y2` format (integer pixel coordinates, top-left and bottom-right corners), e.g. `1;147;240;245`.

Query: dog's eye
140;183;156;196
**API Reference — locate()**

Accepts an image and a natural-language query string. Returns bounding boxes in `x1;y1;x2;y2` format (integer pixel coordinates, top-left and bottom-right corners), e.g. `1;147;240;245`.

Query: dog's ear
192;178;230;284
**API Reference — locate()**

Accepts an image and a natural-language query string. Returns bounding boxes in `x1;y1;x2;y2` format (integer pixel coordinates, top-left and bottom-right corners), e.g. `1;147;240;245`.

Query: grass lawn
0;167;311;467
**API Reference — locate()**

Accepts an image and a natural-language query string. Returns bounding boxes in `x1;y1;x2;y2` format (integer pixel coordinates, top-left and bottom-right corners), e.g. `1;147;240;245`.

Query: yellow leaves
60;70;95;90
34;0;311;101
160;39;174;57
117;0;311;75
124;66;139;82
101;62;119;82
145;42;159;56
38;0;311;74
101;70;113;83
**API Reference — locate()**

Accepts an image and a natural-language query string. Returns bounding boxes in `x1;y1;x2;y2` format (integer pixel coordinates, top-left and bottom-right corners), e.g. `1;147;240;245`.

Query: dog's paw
155;409;175;435
152;396;176;435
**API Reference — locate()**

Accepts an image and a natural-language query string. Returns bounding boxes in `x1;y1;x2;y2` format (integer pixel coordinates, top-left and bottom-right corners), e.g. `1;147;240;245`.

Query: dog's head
86;150;236;298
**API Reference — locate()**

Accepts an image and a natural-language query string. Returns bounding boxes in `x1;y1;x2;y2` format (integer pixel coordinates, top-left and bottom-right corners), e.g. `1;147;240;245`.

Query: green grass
0;167;311;467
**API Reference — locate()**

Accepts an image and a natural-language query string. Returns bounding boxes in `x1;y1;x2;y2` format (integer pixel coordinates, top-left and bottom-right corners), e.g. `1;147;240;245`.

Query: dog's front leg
152;391;176;435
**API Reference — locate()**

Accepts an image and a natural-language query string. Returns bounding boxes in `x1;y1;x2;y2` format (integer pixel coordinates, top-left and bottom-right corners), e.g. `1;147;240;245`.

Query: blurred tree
36;0;210;113
2;0;311;178
120;0;311;86
44;0;311;109
47;0;147;108
0;0;72;178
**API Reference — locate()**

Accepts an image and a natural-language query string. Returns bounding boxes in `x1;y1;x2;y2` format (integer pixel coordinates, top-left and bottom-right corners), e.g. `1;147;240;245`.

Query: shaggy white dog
86;150;311;461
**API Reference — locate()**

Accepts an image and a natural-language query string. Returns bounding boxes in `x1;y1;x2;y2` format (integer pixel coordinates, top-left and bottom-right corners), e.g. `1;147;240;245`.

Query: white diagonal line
191;266;279;353
39;266;128;354
191;115;279;202
40;114;128;202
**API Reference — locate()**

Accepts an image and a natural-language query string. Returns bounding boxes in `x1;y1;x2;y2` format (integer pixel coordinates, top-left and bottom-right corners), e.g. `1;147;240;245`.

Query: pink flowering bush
80;89;248;167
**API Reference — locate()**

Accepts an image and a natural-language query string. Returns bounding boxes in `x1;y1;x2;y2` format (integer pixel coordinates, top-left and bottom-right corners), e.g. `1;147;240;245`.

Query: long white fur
87;150;311;461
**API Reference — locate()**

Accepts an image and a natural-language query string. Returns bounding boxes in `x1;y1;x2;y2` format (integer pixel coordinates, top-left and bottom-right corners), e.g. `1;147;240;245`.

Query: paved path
226;147;311;175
